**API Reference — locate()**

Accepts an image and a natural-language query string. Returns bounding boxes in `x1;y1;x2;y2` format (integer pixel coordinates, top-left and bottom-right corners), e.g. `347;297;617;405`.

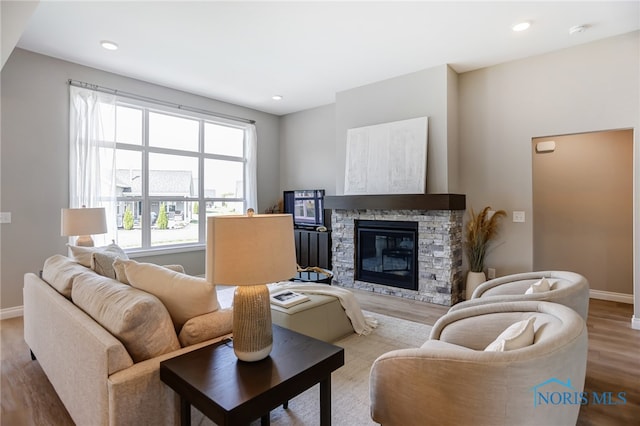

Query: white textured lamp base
75;235;95;247
233;284;273;362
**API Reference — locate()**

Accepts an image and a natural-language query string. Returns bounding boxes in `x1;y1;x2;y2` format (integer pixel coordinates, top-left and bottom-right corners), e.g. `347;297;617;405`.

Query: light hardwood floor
1;292;639;425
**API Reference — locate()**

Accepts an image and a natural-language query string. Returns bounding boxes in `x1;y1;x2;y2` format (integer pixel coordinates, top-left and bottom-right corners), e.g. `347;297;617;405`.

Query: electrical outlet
0;212;11;224
513;211;525;223
487;268;496;279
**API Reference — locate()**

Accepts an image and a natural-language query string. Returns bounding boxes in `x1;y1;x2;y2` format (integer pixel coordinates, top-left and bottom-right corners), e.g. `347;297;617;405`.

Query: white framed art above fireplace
344;116;428;195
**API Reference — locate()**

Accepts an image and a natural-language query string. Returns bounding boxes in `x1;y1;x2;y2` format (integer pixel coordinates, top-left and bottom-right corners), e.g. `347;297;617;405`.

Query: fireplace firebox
355;220;418;291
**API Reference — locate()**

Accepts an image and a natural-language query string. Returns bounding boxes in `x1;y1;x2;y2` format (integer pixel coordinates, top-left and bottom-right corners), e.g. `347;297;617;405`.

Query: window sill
126;244;205;258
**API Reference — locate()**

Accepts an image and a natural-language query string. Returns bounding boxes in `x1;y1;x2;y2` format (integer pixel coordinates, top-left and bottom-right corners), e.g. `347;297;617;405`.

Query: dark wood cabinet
294;229;332;269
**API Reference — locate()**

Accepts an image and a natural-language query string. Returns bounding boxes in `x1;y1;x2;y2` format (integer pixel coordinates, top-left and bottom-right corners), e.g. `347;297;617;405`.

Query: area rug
194;311;432;426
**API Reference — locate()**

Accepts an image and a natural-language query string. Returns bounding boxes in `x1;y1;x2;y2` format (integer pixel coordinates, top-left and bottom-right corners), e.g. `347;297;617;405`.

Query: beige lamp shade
61;207;108;246
206;213;297;286
206;213;296;362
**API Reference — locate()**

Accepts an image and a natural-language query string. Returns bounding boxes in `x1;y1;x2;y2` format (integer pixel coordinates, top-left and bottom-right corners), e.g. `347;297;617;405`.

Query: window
105;102;252;251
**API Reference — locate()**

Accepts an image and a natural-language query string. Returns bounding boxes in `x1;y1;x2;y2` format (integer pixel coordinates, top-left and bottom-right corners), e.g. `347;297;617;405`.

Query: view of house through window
107;103;249;250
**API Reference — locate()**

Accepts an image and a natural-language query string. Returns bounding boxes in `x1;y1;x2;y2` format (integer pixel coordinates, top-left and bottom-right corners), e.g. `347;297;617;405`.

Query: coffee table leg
180;397;191;426
320;376;331;426
261;412;270;425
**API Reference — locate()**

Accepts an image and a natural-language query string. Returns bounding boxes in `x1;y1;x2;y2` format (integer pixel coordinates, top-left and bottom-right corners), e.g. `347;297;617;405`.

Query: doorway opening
532;129;633;299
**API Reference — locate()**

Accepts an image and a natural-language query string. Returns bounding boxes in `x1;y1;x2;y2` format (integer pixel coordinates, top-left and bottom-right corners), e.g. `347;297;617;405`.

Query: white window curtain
245;124;258;211
69;85;117;245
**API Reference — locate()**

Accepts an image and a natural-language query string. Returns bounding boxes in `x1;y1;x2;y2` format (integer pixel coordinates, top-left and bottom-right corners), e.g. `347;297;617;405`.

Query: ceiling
11;1;640;116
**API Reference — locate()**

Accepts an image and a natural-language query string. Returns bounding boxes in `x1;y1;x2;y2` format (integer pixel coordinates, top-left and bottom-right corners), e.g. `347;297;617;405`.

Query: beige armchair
370;301;588;426
454;270;589;320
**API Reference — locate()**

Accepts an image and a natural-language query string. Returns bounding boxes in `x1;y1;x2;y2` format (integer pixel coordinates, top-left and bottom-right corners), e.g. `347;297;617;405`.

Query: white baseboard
632;316;640;331
589;289;634;304
0;305;23;320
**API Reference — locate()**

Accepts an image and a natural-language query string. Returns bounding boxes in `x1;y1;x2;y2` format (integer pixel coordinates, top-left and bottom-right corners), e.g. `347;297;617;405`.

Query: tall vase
466;271;487;300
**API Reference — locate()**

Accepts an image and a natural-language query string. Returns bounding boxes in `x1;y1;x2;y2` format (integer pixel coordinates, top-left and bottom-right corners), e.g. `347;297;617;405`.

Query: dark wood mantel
324;193;465;211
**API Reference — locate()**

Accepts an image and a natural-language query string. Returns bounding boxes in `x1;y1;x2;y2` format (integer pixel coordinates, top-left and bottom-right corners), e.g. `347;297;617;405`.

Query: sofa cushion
113;260;184;284
67;243;128;268
484;317;536;352
178;308;233;347
42;254;91;298
113;259;220;329
71;272;180;362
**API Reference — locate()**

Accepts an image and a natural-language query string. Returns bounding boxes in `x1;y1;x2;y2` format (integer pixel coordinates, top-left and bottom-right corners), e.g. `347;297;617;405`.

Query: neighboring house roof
116;169;194;197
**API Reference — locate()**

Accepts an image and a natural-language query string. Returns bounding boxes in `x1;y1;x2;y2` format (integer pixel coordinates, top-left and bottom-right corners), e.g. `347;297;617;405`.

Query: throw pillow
178;308;233;347
115;259;220;329
525;278;552;295
112;258;130;284
113;259;184;284
71;272;180;362
41;254;91;298
91;251;122;279
484;317;536;352
67;243;128;268
163;264;186;274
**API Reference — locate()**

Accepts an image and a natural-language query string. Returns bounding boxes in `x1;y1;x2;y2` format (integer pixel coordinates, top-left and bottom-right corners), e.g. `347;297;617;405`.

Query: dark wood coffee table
160;325;345;426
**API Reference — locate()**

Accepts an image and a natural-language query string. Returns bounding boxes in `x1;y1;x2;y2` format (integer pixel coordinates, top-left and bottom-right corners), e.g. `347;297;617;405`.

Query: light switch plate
0;212;11;224
513;211;525;223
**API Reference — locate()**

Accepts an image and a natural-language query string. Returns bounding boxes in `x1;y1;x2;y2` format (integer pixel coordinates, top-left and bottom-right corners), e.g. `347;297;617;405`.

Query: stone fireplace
325;194;465;306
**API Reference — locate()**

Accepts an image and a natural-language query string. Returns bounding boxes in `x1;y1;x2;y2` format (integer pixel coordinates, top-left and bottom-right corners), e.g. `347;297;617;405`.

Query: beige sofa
23;253;234;426
370;301;588;426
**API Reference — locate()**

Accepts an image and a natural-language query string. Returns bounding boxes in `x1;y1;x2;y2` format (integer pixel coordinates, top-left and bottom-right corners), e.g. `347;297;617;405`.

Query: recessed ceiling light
512;21;531;32
100;40;119;51
272;95;283;101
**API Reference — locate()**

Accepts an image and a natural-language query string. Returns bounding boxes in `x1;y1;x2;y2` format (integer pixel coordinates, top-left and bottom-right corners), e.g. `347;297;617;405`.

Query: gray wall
0;48;281;310
335;64;454;195
278;64;458;197
280;104;336;194
446;65;460;193
459;31;639;280
279;32;639;310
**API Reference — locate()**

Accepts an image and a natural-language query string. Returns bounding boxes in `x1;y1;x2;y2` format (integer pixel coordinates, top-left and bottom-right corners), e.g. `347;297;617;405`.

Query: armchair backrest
457;270;590;320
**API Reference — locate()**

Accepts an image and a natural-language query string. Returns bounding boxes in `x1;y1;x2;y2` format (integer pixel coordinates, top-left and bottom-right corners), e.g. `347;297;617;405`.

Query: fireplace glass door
355;220;418;290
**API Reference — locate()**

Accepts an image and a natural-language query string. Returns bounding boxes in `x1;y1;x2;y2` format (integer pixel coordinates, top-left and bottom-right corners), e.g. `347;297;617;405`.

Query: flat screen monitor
283;189;325;229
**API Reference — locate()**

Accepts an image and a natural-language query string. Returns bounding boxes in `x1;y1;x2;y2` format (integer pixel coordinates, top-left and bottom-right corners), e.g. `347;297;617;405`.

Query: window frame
111;99;250;255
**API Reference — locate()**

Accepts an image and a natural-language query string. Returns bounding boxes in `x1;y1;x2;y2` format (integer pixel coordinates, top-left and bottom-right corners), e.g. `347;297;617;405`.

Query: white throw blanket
269;282;378;335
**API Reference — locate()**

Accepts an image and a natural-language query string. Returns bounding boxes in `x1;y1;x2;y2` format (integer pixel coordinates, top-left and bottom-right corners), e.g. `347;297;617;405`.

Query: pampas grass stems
464;206;506;273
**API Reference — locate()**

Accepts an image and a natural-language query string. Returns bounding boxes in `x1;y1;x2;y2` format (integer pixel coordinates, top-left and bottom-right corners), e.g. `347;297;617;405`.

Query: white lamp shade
61;207;108;237
206;214;297;286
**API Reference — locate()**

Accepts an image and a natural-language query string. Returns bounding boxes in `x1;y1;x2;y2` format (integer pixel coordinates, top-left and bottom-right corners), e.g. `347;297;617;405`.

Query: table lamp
61;206;108;246
207;211;296;362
